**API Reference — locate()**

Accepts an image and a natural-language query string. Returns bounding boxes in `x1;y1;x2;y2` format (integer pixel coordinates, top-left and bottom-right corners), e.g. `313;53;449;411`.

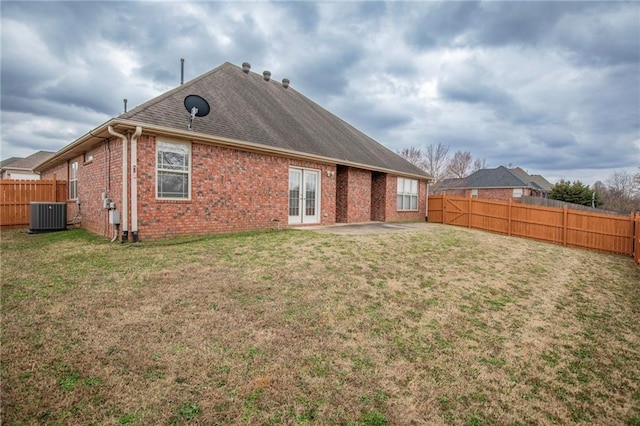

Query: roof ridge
504;166;531;186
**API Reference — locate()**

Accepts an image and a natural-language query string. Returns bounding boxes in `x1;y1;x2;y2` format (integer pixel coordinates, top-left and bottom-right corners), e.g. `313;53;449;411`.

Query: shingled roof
119;62;430;179
435;166;552;193
1;151;55;171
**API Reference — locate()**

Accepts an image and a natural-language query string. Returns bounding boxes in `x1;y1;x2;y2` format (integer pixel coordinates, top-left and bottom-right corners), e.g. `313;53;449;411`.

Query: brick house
433;166;552;201
35;62;432;241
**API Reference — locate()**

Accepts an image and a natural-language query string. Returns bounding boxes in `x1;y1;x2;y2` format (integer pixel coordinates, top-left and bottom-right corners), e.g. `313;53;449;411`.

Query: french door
288;167;320;224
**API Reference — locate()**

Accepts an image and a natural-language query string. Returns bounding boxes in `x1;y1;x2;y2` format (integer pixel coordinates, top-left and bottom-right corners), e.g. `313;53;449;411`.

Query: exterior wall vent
282;78;290;89
242;62;251;73
263;70;271;81
29;202;67;232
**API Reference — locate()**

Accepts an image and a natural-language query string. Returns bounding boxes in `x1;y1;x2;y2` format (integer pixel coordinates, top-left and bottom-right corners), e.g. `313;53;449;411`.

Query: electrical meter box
109;210;121;225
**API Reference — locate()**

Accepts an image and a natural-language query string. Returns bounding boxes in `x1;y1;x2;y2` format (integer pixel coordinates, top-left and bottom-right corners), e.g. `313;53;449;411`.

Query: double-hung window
157;141;190;199
69;161;78;200
397;177;418;211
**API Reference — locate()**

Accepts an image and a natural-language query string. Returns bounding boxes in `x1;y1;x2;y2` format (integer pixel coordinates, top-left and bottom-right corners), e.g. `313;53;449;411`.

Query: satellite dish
184;95;210;130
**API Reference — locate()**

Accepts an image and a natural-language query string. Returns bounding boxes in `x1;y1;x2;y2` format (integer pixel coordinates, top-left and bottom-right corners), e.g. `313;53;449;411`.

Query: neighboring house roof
433;166;552;193
0;157;21;168
36;62;431;180
431;177;466;193
528;174;553;192
1;151;55;173
466;166;531;188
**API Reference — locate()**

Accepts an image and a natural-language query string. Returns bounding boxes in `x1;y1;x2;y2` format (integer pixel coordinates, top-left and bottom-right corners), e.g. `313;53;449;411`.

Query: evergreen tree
549;180;602;207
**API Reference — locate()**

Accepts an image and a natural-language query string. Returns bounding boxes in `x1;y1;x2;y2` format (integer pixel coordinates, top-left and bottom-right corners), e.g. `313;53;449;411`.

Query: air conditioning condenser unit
29;202;67;233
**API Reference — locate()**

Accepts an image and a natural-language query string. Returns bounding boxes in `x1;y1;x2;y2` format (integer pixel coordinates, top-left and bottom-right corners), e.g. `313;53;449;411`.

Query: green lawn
1;225;639;425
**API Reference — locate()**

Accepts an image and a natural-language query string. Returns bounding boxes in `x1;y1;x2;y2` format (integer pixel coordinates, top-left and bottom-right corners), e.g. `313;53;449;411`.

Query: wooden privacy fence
428;194;639;264
635;214;640;265
0;178;67;228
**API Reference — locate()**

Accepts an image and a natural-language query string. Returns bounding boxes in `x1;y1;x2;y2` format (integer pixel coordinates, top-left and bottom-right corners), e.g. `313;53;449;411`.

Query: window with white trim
513;188;523;198
471;189;478;198
397;178;418;211
69;161;78;199
156;141;191;199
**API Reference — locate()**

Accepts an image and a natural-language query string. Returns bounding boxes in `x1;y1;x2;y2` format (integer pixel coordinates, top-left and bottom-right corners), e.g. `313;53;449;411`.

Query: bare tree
595;171;640;213
607;171;636;198
445;150;473;179
471;158;488;173
424;142;450;181
396;147;425;169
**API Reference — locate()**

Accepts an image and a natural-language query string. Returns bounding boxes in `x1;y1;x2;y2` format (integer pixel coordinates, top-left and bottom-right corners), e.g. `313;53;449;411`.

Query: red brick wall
336;165;348;223
371;172;386;221
384;176;427;222
347;167;372;223
40;133;428;240
444;188;529;202
443;188;466;197
335;166;374;223
40;139;125;238
136;137;338;240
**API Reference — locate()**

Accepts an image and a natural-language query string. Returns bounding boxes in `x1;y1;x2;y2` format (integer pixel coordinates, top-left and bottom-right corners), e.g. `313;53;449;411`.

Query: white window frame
156;140;191;200
513;188;523;198
471;189;478;198
397;177;419;211
69;161;78;200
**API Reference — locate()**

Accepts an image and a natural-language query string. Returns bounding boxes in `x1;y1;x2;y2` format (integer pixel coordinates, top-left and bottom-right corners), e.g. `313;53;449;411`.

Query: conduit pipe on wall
108;126;129;243
130;126;142;242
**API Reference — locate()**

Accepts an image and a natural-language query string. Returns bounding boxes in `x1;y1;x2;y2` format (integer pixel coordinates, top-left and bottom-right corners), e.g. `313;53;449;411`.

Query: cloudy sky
1;1;638;185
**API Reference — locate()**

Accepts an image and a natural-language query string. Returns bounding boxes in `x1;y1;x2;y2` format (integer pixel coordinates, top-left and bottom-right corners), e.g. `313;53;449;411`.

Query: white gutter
108;126;128;242
425;181;430;220
36;118;434;182
130;126;142;242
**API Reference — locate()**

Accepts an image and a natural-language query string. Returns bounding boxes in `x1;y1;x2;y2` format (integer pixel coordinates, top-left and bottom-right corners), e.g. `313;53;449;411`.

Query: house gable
119;62;429;180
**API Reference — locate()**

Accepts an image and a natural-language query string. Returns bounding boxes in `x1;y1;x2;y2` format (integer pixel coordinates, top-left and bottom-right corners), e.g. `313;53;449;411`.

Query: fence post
635;212;639;265
52;174;57;201
563;205;568;246
508;199;512;236
468;196;472;228
630;211;636;259
442;192;447;224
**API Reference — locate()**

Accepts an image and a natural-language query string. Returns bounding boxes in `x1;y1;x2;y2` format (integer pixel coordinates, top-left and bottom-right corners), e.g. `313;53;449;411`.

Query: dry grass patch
1;225;639;425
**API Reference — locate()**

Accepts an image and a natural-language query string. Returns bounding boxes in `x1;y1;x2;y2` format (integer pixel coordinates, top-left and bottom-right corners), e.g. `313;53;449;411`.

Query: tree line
398;144;640;214
396;143;486;182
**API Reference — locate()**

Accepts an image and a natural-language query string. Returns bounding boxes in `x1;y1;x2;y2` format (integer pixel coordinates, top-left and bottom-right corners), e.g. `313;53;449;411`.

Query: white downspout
426;180;430;221
108;126;128;243
130;126;142;242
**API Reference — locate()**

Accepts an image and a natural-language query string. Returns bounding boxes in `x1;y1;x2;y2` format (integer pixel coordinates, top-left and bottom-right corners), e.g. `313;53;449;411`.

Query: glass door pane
305;173;316;216
289;169;302;223
302;170;319;223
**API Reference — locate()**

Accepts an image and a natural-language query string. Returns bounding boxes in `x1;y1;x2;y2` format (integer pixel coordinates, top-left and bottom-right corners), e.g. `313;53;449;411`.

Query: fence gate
443;196;470;227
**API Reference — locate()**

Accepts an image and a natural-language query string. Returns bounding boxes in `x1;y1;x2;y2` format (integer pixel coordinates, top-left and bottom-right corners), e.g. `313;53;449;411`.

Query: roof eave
34;119;118;172
38;119;432;181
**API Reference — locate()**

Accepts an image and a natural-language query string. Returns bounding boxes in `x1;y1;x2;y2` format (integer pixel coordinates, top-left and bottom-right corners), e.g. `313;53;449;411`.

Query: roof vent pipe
282;78;290;89
123;99;128;113
263;70;271;81
242;62;251;73
180;58;185;84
